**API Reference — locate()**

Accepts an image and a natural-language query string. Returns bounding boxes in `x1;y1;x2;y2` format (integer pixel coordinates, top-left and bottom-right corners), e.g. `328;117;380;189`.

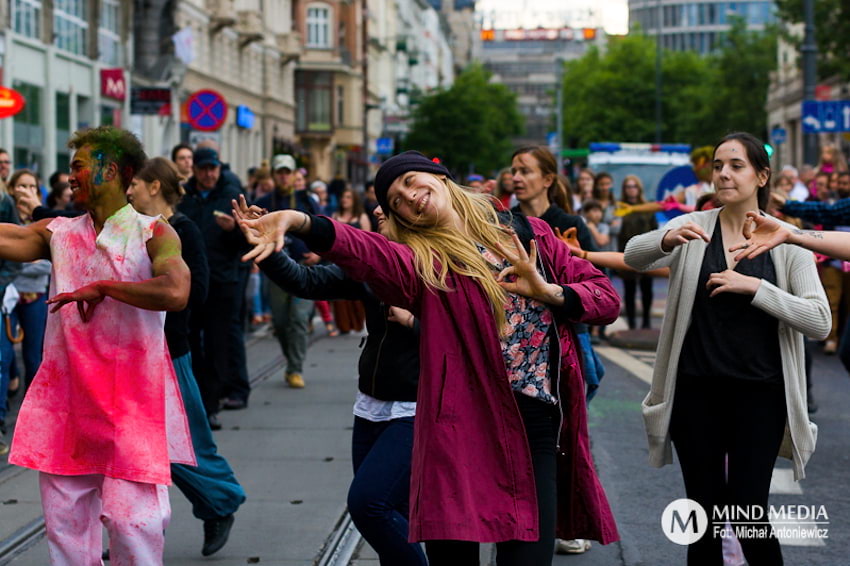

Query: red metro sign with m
0;87;25;119
186;89;227;131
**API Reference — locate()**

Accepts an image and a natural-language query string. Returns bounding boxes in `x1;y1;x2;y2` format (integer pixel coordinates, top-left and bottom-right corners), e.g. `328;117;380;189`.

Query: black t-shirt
678;221;783;383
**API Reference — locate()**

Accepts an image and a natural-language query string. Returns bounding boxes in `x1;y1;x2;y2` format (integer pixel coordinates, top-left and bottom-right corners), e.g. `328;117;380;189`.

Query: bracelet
579;249;588;260
295;211;309;232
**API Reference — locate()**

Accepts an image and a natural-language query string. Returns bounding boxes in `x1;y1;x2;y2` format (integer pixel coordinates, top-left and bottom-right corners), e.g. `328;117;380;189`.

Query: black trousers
189;282;238;417
671;374;787;566
624;275;654;329
425;393;560;566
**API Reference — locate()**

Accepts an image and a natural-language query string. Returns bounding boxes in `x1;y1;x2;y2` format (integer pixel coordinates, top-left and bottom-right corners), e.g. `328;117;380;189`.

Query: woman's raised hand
729;212;790;262
232;195;290;263
661;222;710;252
494;232;555;303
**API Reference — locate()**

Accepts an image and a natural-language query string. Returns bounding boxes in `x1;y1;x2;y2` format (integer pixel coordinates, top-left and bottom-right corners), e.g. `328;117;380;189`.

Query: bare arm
47;220;190;321
0;220;52;262
730;211;850;263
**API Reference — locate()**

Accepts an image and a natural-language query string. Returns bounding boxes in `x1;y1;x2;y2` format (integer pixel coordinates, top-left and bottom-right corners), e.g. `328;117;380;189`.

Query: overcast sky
476;0;629;35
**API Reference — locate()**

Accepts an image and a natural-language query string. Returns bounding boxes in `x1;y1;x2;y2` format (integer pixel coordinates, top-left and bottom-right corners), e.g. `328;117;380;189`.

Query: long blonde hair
385;177;511;332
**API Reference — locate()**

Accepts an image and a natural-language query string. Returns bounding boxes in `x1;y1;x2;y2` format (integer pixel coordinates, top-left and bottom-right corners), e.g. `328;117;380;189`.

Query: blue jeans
15;294;47;388
348;416;426;566
170;353;247;521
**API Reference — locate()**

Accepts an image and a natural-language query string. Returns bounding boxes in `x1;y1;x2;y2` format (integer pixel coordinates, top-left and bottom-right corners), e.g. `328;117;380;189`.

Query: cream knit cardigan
624;208;830;480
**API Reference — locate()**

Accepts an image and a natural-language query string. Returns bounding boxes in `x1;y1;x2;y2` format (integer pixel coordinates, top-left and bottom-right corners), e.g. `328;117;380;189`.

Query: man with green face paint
0;126;192;565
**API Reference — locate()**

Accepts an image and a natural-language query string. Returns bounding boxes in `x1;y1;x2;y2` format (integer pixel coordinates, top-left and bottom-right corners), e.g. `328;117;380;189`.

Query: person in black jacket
252;205;426;565
177;147;249;427
128;157;246;557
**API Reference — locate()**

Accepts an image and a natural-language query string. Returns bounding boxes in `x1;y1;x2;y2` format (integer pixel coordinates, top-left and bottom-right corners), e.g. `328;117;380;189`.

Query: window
296;71;333;132
13;81;43;173
54;0;89;56
99;0;121;66
306;4;331;48
12;0;41;39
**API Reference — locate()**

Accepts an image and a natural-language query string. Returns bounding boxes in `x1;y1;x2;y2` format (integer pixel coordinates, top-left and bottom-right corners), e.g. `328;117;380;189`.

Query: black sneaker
202;514;235;556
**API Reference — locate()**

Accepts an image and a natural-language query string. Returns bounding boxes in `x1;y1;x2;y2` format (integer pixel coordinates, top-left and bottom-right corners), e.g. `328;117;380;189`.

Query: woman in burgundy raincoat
234;151;620;565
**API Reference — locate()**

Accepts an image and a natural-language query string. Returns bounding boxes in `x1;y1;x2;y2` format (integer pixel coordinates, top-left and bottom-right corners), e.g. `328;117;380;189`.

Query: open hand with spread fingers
493;232;563;305
232;195;299;263
47;282;106;322
728;211;790;262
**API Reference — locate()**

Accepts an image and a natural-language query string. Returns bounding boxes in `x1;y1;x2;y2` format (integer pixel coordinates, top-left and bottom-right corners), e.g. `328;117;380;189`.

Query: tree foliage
403;63;523;176
775;0;850;81
561;22;777;149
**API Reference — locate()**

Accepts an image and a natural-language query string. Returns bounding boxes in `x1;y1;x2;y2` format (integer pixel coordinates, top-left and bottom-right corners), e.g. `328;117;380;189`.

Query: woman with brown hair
617;175;657;330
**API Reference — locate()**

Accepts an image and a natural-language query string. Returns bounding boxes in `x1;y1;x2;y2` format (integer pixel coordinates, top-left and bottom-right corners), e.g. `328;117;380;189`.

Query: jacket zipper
370;304;390;396
538;249;566;452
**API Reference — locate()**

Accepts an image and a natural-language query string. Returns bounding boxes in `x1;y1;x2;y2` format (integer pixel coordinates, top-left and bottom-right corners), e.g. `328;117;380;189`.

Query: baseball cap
193;147;221;168
273;154;297;172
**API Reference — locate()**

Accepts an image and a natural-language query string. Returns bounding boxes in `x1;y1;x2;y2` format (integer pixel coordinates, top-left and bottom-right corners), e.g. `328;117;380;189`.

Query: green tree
560;23;777;148
775;0;850;81
560;33;713;148
702;17;778;142
403;63;523;176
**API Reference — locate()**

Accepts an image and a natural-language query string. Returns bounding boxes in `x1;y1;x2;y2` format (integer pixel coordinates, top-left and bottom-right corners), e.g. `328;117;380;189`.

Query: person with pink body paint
0;126;193;565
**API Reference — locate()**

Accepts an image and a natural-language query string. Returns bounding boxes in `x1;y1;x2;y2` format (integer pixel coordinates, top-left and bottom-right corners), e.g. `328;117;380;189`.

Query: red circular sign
0;87;25;119
186;89;228;131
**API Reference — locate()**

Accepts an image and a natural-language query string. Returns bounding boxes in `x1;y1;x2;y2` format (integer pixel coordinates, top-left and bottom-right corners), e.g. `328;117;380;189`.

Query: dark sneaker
221;398;248;411
202;514;235;556
102;548;110;561
208;414;223;431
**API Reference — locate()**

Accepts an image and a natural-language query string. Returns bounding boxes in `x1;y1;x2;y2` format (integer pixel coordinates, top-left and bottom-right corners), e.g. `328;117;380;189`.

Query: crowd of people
0;127;842;565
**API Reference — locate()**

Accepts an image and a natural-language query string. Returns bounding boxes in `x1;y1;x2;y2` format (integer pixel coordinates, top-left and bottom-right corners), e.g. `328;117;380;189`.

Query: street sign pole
802;0;818;165
555;57;564;174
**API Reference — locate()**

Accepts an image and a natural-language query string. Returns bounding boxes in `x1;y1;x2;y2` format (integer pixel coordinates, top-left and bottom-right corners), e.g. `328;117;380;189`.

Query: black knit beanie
374;151;452;215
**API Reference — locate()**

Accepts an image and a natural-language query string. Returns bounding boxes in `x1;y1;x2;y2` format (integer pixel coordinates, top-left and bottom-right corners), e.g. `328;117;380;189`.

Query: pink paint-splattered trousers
39;472;170;566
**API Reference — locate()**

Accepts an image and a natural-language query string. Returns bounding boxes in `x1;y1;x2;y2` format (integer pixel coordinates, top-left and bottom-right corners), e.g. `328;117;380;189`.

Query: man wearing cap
254;155;318;388
178;147;248;428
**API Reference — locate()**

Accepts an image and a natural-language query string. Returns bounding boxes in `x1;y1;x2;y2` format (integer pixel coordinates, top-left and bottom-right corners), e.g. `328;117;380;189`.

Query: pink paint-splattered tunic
9;204;194;485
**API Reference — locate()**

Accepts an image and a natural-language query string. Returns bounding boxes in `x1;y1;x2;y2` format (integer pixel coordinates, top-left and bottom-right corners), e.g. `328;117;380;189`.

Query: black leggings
424;394;560;566
624;275;654;329
671;375;787;566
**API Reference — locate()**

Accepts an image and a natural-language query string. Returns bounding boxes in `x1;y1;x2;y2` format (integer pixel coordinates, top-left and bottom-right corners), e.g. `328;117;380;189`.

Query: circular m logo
661;498;708;545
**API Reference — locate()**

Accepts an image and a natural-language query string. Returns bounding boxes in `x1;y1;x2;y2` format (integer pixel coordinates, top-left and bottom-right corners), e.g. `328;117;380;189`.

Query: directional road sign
187;89;227;132
801;100;850;133
771;127;787;145
375;137;394;155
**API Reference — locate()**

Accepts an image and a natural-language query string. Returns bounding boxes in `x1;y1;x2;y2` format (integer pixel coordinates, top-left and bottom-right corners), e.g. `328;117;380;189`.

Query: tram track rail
0;327;323;564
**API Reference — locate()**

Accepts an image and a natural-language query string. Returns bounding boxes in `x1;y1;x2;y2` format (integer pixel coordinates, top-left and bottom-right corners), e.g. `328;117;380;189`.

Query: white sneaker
555;538;591;554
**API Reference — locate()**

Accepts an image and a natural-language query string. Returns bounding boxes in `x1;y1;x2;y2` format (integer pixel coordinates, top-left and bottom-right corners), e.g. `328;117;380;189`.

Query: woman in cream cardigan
624;132;830;566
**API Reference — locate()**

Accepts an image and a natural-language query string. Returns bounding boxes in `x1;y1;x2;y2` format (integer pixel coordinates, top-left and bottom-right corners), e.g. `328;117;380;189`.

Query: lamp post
801;0;818;165
556;57;564;175
654;0;663;144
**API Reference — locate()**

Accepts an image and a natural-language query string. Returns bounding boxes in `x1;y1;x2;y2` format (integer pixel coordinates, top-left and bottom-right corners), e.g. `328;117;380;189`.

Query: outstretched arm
0;220;52;262
47;220;190;321
730;211;850;263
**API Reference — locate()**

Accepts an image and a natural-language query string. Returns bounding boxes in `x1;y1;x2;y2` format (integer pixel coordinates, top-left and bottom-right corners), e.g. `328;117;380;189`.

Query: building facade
629;0;775;53
132;0;300;183
479;27;605;147
0;0;132;178
765;23;849;169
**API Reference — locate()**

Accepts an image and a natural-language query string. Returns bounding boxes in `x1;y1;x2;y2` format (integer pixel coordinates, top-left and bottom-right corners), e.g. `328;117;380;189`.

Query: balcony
237;11;264;48
207;0;236;33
